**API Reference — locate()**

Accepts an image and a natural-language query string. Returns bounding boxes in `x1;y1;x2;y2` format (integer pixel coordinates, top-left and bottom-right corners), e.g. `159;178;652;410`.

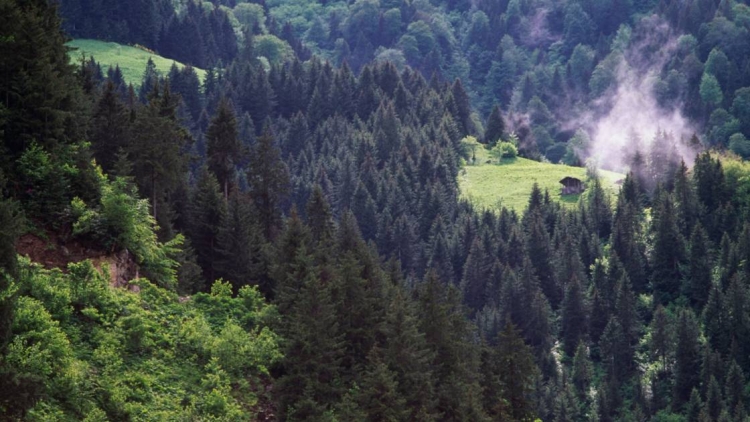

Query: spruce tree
248;128;290;240
450;79;476;135
572;341;593;401
649;305;673;370
382;287;438;420
586;178;613;239
561;275;587;357
275;246;344;421
489;320;539;421
525;208;560;307
686;223;712;309
90;80;131;172
651;194;686;305
215;190;264;293
673;308;701;410
129;83;190;222
349;349;408;422
483;104;506;145
206;98;241;200
417;270;488;421
685;389;702;422
724;359;745;412
187;168;226;286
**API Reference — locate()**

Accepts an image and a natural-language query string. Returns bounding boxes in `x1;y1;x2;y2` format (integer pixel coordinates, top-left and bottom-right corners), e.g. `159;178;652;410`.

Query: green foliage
70;173;181;289
0;259;281;419
489;140;518;161
254;35;294;64
700;72;724;106
729;133;750;158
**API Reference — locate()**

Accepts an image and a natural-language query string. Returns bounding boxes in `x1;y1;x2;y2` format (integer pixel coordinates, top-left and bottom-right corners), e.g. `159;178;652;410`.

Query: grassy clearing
66;39;206;87
459;152;623;213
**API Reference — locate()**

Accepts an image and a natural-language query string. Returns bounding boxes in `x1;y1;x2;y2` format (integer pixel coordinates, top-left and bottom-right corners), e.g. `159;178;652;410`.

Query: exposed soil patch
17;232;139;290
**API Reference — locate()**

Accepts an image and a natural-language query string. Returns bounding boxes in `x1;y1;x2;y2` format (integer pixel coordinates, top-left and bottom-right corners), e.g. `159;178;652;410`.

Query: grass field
66;39;206;87
459;153;623;213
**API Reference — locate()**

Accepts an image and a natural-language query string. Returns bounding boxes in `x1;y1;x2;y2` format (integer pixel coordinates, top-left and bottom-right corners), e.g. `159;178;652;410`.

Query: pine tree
215;190;264;293
483;104;506;145
651;194;687;305
0;0;85;154
306;185;336;246
275;246;344;421
206;98;241;200
703;286;728;354
90;80;131;172
685;389;702;422
350;349;409;422
724;359;745;412
460;238;491;312
649;305;673;370
187;168;226;285
417;270;488;421
129;83;190;222
673;308;701;410
572;341;593;401
673;161;699;237
724;275;750;369
382;287;438;420
587;178;613;239
450;79;476;135
488;319;539;421
248;128;290;240
686;223;712;309
611;194;648;293
525;208;560;307
561;275;587;357
705;376;723;421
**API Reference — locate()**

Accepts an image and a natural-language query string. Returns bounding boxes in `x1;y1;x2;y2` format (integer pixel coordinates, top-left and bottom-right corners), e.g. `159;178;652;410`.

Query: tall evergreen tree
382;286;438;420
483;104;506;145
215;190;264;293
686;223;712;309
206;98;241;200
561;275;587;357
673;308;701;410
248;128;290;240
129;83;190;222
90;80;131;172
187;168;226;285
652;194;687;305
417;270;488;421
275;246;344;421
485;319;539;421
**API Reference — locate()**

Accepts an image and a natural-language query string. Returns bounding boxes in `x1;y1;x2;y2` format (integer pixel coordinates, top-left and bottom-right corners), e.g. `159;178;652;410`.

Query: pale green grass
66;39;206;87
459;155;623;213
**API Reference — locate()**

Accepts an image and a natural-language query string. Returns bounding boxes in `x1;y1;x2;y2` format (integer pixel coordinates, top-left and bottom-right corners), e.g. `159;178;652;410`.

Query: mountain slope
66;39;206;87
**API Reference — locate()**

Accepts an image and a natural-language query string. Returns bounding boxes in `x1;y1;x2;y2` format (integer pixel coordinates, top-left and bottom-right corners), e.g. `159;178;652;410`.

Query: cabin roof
559;176;582;185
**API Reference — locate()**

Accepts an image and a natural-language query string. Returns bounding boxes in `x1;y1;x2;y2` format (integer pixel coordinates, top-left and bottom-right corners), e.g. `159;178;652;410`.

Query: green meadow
66;39;206;87
459;153;623;213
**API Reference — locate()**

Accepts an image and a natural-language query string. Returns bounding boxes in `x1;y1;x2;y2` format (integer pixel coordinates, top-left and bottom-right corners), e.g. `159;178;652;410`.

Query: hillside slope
66;39;206;87
459;157;623;212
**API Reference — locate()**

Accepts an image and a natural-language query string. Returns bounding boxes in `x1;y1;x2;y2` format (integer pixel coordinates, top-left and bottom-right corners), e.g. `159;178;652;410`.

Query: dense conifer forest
1;0;750;420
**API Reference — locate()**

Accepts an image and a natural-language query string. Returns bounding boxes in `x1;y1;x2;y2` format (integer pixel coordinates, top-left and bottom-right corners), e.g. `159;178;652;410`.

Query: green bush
70;173;181;289
490;141;518;161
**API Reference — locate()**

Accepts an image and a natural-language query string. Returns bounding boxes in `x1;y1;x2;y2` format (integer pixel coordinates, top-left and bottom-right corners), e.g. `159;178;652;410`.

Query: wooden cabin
560;177;585;195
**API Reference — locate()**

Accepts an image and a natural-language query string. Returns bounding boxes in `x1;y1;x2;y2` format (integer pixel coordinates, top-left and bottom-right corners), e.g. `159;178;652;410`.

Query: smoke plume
570;15;699;172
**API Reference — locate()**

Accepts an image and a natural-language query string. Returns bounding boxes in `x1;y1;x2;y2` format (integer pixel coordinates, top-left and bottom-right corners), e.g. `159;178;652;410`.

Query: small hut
560;177;585;195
